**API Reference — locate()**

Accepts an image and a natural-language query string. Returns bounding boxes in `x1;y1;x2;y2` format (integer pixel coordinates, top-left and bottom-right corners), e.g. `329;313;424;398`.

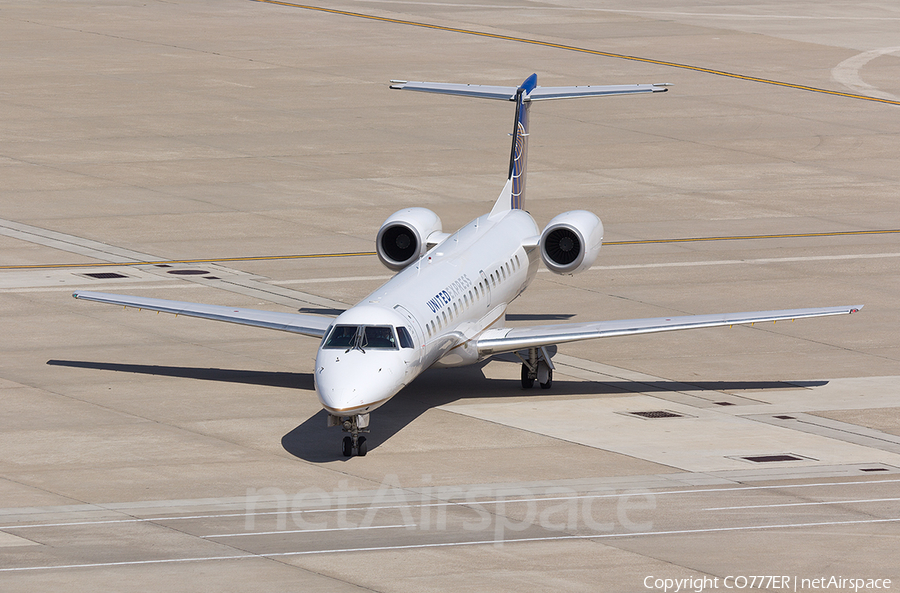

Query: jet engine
540;210;604;275
376;207;444;271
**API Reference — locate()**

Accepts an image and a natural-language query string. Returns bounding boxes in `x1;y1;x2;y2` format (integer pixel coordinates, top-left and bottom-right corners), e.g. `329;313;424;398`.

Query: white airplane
74;74;861;457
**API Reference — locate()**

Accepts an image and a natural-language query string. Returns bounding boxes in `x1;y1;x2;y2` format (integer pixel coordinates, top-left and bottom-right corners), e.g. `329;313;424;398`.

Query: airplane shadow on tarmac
47;359;314;390
46;359;826;463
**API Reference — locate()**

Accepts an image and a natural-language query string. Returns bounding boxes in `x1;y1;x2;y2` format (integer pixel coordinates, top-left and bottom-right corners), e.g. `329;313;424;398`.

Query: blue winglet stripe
520;73;538;95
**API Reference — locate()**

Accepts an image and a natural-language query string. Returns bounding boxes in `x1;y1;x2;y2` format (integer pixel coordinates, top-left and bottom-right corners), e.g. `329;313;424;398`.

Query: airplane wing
73;291;333;338
476;305;862;356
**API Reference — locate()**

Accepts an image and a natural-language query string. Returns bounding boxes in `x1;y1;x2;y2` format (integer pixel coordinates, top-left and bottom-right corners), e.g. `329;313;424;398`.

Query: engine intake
376;207;443;271
540;210;603;275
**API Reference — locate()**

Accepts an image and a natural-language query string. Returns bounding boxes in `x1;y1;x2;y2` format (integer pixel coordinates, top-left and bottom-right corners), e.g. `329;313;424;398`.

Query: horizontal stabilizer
391;80;668;102
73;291;333;338
391;81;519;100
528;83;669;101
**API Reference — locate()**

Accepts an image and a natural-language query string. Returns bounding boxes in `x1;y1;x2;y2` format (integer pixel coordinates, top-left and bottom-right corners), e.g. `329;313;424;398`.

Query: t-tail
391;74;669;213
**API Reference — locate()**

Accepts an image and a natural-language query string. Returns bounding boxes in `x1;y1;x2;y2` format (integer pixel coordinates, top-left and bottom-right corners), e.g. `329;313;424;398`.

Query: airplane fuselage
313;208;540;416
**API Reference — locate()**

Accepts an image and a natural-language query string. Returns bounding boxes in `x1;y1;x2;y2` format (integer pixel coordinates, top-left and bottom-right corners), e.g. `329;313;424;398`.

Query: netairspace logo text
643;575;892;592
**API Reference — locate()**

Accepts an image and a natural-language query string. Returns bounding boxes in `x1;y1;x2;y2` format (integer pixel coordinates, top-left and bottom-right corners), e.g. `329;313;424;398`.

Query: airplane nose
314;350;406;415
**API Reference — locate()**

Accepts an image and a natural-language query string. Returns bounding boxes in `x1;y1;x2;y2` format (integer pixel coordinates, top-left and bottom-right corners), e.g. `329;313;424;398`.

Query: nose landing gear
342;435;367;457
329;413;370;457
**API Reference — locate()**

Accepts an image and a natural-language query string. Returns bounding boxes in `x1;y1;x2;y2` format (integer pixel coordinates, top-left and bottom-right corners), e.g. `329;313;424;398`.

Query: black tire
357;436;368;457
539;368;553;389
342;436;353;457
521;363;535;389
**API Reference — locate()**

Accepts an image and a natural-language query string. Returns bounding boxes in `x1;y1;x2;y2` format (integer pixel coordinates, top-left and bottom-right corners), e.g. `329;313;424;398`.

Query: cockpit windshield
323;325;357;349
323;325;398;350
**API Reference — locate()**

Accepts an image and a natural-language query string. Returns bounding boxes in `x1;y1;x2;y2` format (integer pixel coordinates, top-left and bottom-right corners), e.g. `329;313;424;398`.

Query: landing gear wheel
539;368;553;389
357;436;368;457
521;363;535;389
332;413;370;458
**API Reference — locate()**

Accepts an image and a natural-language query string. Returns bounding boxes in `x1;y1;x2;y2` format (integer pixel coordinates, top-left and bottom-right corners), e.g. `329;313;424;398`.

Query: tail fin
390;75;668;213
507;74;535;210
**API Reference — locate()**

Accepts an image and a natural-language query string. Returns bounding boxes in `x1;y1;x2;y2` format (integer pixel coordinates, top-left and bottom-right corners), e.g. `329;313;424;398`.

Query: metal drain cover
742;454;804;463
83;272;128;279
629;410;684;419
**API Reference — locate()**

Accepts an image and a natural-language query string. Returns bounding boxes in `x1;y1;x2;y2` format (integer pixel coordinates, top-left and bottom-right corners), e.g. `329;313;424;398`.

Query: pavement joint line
705;497;900;511
2;251;896;291
0;283;206;294
4;478;899;531
743;413;900;455
0;218;159;264
3;517;900;572
250;1;900;106
586;252;900;272
204;523;416;538
258;517;900;557
0;218;349;306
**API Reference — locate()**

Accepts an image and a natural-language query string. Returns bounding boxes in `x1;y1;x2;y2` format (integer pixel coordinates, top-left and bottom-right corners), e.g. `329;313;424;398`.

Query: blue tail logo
508;74;535;210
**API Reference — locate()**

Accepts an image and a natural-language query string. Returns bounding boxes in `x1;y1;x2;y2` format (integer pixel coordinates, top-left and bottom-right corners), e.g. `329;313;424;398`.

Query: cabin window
397;326;414;349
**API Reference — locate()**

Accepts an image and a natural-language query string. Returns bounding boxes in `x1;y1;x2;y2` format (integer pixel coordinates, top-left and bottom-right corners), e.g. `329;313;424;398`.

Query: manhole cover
167;269;210;276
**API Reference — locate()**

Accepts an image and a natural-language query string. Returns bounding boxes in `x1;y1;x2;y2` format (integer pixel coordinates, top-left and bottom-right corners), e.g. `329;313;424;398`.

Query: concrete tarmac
1;1;898;591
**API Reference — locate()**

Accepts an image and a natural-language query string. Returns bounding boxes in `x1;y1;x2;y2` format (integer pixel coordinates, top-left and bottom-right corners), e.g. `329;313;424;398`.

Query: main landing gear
518;347;554;389
328;413;369;457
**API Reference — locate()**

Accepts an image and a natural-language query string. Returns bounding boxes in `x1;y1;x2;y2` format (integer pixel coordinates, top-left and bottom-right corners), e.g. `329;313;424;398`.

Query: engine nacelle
376;207;443;271
540;210;604;275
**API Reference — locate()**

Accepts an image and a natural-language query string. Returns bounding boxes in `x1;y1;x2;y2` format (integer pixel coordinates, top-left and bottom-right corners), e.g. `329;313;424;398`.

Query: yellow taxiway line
1;230;897;270
251;1;900;107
